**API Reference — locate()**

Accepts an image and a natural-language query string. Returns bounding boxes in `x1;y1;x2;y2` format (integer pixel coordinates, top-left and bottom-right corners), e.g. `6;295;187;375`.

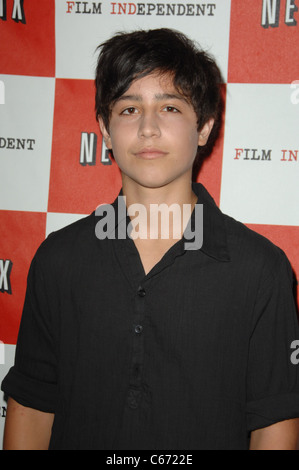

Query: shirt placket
126;284;146;409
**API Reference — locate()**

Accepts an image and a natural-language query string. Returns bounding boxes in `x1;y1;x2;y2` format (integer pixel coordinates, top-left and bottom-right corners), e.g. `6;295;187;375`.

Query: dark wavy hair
95;28;223;166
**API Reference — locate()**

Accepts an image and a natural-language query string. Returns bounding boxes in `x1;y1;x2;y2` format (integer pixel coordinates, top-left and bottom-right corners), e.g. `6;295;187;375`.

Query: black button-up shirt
2;183;299;450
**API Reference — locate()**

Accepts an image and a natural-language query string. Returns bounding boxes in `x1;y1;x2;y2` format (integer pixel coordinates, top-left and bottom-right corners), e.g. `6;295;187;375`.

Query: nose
137;111;161;139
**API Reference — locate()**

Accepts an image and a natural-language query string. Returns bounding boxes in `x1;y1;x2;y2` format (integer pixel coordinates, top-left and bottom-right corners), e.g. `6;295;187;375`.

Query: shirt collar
191;182;230;262
97;182;230;263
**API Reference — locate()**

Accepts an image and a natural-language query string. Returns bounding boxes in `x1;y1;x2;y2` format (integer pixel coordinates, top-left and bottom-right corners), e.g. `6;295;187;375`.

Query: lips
134;148;168;160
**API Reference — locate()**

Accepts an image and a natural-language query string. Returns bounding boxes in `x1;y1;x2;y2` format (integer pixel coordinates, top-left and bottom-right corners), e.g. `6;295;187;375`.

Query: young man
2;29;299;450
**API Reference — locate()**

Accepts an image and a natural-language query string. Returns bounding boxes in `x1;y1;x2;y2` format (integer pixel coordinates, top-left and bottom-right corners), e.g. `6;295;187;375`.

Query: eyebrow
115;93;189;103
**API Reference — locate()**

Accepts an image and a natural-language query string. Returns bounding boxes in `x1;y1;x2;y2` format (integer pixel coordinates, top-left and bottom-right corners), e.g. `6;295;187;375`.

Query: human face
99;72;214;190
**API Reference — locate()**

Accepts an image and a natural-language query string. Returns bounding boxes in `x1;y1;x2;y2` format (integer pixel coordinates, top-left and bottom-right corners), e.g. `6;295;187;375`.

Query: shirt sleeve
1;243;58;413
246;249;299;432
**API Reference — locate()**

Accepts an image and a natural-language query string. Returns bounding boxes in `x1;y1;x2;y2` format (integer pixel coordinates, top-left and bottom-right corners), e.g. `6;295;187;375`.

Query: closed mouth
134;148;168;159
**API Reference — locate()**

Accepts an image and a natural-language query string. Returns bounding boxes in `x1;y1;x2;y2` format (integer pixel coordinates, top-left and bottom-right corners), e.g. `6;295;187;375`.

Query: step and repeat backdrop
0;0;299;446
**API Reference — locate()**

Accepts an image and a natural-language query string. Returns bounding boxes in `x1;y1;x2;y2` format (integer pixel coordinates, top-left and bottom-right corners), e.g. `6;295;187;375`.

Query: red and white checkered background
0;0;298;445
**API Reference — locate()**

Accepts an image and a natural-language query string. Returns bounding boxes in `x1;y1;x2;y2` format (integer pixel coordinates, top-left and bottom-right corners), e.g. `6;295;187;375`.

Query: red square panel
194;129;224;208
194;85;226;207
0;0;55;77
246;224;299;309
0;211;47;344
48;79;122;214
228;0;299;83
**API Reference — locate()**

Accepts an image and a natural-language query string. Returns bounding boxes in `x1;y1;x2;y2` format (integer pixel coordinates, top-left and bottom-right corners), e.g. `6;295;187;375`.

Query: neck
122;173;196;207
121;174;198;240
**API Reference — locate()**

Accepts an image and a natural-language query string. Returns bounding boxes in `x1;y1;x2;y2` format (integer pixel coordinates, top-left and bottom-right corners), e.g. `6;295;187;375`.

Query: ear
197;118;215;147
98;117;112;149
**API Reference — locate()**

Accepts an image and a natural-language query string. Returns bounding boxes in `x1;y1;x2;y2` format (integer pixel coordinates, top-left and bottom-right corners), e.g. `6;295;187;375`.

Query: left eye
163;106;179;113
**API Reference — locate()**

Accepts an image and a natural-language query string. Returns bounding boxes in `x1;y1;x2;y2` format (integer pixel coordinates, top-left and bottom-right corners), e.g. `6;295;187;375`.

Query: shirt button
138;286;146;297
128;397;138;409
134;325;143;334
127;389;140;409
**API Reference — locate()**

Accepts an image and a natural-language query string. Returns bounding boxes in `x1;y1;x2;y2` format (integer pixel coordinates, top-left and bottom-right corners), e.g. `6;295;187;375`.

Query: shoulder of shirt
222;209;290;280
196;183;289;275
225;212;285;259
33;212;96;265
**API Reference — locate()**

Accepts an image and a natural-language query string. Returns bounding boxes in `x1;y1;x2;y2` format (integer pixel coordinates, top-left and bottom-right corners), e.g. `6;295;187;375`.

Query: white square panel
55;0;231;81
0;75;55;212
220;84;299;226
0;344;16;450
46;212;89;237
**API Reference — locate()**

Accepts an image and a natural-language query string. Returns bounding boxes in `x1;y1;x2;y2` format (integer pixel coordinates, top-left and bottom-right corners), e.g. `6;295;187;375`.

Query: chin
129;171;175;188
122;166;191;190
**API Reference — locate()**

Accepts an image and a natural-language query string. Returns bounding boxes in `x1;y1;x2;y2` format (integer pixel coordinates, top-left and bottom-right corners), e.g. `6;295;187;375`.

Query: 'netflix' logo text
261;0;298;28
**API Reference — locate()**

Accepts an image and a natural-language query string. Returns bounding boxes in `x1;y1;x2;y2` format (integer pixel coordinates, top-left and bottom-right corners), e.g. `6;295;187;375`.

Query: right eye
121;107;138;115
